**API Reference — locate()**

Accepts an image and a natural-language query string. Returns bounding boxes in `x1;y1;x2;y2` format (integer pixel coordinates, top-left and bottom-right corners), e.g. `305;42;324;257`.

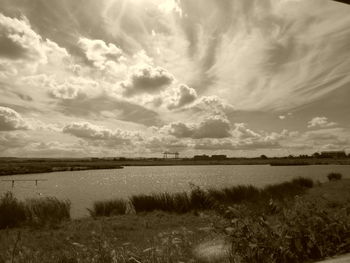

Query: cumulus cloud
165;115;232;139
158;0;183;16
285;127;349;151
144;135;188;153
194;125;291;151
307;117;337;128
0;14;46;62
167;84;197;109
120;64;174;97
49;77;99;100
0;132;31;151
0;13;69;75
78;37;125;69
194;138;281;151
0;106;30;131
188;96;234;117
63;122;139;147
232;123;261;140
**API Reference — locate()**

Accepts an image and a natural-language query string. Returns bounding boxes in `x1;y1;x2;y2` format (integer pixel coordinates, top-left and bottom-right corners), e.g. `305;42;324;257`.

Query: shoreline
1;157;350;176
1;178;349;262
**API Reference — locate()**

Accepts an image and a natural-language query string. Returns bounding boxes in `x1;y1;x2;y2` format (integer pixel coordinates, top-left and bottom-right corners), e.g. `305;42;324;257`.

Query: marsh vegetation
1;174;349;263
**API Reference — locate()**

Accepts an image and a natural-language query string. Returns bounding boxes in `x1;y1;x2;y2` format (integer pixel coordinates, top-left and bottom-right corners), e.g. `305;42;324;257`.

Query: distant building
211;155;227;160
320;151;347;158
193;154;211;160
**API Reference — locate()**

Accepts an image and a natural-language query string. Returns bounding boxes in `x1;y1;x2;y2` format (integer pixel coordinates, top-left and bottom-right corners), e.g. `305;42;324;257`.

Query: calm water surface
1;165;349;218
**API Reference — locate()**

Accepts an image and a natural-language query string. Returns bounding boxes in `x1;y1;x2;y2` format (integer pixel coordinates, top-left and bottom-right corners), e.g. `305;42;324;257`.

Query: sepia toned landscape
1;0;350;262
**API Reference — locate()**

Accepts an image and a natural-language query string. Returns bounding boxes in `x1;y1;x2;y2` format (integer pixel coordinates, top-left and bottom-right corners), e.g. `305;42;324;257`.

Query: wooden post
12;180;14;188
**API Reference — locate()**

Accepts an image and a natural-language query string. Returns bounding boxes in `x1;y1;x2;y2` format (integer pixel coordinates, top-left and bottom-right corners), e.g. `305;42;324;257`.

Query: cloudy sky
0;0;349;158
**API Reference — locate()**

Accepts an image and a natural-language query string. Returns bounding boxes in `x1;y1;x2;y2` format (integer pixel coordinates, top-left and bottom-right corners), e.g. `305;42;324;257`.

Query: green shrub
0;192;26;229
90;199;128;217
327;172;342;181
26;197;71;226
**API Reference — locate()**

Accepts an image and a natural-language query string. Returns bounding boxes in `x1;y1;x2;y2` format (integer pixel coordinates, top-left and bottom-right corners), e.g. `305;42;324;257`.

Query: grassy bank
1;177;350;262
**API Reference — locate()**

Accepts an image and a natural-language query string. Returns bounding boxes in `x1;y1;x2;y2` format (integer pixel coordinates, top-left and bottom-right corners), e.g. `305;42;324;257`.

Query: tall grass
95;177;314;215
89;199;127;217
26;197;71;226
0;192;26;228
263;177;313;200
130;192;194;213
0;192;71;229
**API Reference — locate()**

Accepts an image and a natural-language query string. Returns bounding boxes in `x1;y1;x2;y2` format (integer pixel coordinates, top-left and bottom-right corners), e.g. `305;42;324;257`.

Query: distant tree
312;152;320;158
260;155;268;159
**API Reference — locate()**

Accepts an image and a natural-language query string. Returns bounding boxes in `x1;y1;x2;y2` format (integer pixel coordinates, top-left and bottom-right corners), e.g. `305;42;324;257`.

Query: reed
109;177;314;215
25;197;71;226
0;192;71;228
89;199;127;217
0;192;26;229
130;192;193;213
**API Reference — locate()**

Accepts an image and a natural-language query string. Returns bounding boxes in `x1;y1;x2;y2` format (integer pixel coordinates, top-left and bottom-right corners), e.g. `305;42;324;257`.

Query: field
1;157;350;176
0;177;349;262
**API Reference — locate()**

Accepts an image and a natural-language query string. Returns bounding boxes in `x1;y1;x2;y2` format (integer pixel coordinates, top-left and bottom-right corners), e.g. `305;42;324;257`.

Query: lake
1;165;350;218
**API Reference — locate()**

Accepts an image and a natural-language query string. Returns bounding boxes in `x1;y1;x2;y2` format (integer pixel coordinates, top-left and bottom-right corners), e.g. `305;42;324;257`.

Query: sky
0;0;349;158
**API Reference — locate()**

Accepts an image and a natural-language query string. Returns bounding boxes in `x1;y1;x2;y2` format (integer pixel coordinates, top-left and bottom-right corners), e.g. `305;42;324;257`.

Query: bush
0;192;26;229
327;172;342;181
291;177;314;188
26;197;71;226
227;200;350;263
90;199;127;217
263;181;303;200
